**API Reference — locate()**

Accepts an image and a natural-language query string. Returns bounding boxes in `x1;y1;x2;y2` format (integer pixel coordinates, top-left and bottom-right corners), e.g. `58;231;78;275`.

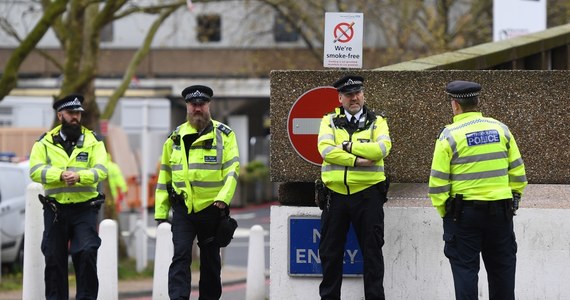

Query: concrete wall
270;70;570;185
270;184;570;299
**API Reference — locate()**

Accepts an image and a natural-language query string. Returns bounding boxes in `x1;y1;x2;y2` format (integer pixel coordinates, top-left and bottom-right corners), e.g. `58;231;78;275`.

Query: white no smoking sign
323;12;363;69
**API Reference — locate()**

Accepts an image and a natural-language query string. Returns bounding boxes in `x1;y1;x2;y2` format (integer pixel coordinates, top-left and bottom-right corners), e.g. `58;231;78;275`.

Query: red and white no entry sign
287;87;339;165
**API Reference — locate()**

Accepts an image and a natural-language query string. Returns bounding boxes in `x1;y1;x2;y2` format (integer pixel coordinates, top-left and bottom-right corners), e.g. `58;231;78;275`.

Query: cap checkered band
186;90;209;99
445;91;480;98
57;97;82;111
342;79;363;87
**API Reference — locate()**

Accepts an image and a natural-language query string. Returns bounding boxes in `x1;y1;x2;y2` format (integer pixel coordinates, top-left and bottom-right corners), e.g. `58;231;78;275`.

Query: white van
0;160;30;270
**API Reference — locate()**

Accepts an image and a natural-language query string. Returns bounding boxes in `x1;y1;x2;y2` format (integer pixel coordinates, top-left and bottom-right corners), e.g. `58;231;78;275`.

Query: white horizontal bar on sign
292;118;322;135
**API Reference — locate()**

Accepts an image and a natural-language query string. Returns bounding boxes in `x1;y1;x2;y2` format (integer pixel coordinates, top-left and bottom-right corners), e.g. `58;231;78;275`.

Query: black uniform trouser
319;183;386;300
169;201;222;300
443;201;517;300
41;202;101;300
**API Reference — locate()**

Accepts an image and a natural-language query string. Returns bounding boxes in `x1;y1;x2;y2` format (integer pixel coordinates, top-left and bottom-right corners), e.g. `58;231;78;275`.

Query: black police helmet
216;213;238;247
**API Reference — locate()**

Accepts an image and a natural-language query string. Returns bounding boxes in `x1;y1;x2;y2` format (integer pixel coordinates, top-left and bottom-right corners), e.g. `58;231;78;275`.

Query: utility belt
38;193;105;223
314;179;389;210
445;194;517;223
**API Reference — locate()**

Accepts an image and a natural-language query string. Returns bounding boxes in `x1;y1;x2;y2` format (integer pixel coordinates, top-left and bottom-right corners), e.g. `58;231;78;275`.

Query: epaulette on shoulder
170;127;181;145
377;111;387;118
37;132;47;141
92;130;104;141
216;124;232;136
436;127;446;140
325;108;337;116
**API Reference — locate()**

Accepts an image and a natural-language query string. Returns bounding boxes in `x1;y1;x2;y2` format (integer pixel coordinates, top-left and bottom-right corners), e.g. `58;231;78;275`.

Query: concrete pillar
98;219;118;300
22;183;45;300
246;225;266;300
152;222;173;300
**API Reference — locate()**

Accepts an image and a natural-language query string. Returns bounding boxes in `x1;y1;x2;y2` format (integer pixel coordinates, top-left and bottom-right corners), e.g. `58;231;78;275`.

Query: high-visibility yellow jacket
154;120;240;219
428;112;528;217
29;125;108;204
317;106;391;195
107;155;128;200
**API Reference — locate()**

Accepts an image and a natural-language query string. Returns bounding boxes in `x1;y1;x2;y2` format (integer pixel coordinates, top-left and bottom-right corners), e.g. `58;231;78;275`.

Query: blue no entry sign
288;216;363;276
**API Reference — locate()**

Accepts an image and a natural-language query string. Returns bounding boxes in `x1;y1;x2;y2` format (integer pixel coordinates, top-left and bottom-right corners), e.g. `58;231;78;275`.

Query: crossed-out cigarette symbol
333;21;355;43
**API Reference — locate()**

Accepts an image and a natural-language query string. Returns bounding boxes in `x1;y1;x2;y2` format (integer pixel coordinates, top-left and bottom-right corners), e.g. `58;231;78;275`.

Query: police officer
428;80;528;300
317;75;391;300
29;94;108;300
107;154;128;212
154;85;240;300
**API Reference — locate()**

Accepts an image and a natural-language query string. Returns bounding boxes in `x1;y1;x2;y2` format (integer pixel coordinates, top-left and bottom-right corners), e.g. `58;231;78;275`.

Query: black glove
512;192;521;215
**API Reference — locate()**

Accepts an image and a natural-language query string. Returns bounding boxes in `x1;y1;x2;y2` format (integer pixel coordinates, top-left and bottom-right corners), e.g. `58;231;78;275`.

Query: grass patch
0;272;23;292
118;258;154;279
0;257;157;292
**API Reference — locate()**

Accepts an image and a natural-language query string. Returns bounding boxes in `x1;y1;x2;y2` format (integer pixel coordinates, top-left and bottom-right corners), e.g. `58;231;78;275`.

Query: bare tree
0;0;187;130
252;0;495;66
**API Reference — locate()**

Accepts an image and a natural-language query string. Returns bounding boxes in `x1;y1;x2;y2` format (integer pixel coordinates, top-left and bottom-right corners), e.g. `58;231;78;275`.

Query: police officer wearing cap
317;75;391;299
29;94;108;300
428;80;528;300
154;85;240;299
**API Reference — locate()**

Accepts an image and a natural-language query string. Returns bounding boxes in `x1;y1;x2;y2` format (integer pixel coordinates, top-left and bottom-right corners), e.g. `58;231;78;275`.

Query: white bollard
246;225;266;300
97;219;118;300
127;212;138;258
152;222;173;300
136;219;146;272
22;182;45;300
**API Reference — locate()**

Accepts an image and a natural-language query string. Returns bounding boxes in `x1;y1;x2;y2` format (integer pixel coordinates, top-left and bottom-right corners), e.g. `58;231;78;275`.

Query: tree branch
0;0;69;101
102;5;179;120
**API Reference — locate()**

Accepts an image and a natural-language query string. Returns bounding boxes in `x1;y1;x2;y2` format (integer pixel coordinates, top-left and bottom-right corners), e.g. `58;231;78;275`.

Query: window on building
100;23;114;42
274;15;298;42
197;14;221;42
0;106;13;126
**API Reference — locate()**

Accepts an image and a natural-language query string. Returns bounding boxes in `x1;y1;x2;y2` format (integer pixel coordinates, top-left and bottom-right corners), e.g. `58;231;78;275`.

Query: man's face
339;90;364;115
58;110;82;126
187;101;212;129
58;110;82;140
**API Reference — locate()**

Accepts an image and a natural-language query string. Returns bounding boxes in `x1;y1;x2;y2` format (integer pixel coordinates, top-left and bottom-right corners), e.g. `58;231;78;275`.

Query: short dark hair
452;95;478;111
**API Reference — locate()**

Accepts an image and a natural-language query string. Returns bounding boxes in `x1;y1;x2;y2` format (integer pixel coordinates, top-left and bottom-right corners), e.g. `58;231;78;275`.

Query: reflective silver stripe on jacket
156;183;168;191
319;134;334;142
429;184;450;194
377;135;390;158
509;157;524;170
173;181;186;188
509;174;527;182
321;164;384;173
30;164;50;184
171;164;183;171
321;146;336;158
188;156;239;171
430;169;450;180
451;151;508;165
45;186;98;195
190;171;238;188
450;169;508;181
